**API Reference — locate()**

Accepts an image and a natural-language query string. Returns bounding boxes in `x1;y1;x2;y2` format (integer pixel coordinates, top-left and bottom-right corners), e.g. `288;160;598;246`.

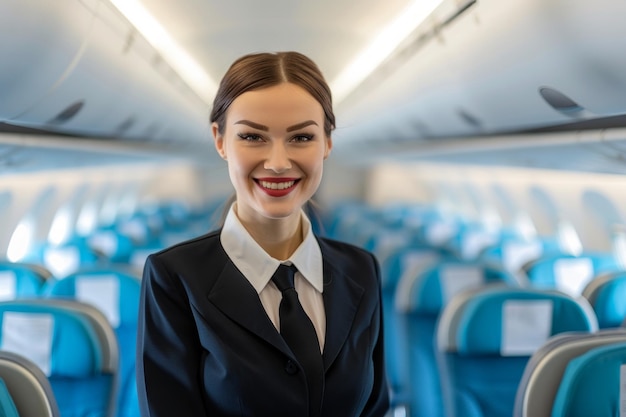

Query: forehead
226;83;324;126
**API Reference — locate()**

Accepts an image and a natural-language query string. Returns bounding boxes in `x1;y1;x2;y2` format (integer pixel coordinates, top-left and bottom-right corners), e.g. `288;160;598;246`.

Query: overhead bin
0;0;207;143
336;0;626;146
0;0;94;120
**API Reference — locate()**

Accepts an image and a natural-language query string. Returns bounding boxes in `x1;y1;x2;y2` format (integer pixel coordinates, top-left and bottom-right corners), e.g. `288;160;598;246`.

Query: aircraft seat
0;299;118;417
0;377;18;417
513;328;626;417
436;285;598;417
381;246;442;412
551;340;626;417
399;262;518;417
525;252;620;296
0;350;60;417
582;270;626;328
43;268;141;417
0;261;49;300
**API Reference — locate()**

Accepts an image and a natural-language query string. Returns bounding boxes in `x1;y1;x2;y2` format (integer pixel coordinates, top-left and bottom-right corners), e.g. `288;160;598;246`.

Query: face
212;82;332;225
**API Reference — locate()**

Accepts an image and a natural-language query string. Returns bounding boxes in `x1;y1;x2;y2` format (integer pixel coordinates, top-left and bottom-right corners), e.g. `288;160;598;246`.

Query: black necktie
272;264;324;416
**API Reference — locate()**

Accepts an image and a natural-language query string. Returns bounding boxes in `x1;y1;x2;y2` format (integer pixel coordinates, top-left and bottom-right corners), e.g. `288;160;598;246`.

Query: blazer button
284;360;298;375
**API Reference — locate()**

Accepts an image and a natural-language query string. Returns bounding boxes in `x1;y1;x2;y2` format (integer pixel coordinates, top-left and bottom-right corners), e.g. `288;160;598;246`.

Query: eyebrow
234;120;318;132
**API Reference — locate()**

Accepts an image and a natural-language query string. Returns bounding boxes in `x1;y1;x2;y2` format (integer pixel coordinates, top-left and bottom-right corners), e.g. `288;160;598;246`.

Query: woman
136;51;389;417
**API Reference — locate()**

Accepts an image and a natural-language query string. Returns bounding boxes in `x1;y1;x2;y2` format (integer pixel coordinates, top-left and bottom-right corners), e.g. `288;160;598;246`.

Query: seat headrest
439;287;598;355
0;304;103;377
44;269;141;329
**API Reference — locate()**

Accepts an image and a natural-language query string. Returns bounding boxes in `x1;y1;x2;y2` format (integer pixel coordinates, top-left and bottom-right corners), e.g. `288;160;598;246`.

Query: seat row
0;263;141;417
322;202;626;417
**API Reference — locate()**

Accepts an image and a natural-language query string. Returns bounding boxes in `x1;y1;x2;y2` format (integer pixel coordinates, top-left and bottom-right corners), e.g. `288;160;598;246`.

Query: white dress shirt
220;204;326;352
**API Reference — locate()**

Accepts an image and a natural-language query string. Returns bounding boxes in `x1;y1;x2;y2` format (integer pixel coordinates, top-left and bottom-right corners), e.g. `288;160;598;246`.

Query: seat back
551;340;626;417
398;262;518;417
0;350;60;417
436;285;598;417
43;268;141;417
380;247;442;409
0;299;118;417
525;252;619;296
582;270;626;328
0;261;48;300
514;328;626;417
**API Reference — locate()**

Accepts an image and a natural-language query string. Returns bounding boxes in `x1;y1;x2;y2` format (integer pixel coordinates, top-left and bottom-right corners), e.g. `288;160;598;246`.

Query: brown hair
209;51;335;136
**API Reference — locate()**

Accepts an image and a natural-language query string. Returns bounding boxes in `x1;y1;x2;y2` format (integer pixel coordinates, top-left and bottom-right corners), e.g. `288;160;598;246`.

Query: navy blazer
136;230;389;417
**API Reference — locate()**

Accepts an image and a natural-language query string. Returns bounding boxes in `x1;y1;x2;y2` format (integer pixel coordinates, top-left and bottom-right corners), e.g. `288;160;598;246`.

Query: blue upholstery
0;299;118;417
87;230;136;264
380;246;442;411
514;328;626;417
0;261;48;300
0;350;60;417
0;377;18;417
401;262;518;417
43;268;141;417
436;286;598;417
24;239;101;279
525;252;620;295
551;341;626;417
582;270;626;328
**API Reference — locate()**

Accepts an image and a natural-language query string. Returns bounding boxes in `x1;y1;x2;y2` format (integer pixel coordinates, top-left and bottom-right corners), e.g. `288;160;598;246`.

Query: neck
236;208;304;260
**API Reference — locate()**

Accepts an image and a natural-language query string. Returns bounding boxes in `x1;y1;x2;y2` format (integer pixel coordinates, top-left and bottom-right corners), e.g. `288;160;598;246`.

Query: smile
260;180;295;190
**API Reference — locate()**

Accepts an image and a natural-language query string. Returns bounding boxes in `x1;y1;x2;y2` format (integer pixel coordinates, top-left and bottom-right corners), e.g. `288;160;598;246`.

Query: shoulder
317;236;380;279
147;229;225;271
318;236;377;262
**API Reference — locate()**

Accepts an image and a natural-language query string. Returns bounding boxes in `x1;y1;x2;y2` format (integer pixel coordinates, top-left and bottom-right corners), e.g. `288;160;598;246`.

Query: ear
212;122;227;160
323;135;333;160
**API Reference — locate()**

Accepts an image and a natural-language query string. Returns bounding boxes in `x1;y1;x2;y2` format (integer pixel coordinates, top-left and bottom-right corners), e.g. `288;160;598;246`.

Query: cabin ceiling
2;0;626;173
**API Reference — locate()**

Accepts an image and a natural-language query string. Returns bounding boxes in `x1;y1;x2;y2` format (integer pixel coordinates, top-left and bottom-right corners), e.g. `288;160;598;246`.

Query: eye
291;134;314;143
237;133;264;142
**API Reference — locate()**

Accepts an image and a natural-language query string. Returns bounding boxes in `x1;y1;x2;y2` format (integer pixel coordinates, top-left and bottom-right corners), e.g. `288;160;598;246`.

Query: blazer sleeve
136;254;208;417
361;252;391;417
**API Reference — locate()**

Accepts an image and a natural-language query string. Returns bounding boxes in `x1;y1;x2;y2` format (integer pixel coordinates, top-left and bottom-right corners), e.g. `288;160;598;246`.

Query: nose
264;142;292;173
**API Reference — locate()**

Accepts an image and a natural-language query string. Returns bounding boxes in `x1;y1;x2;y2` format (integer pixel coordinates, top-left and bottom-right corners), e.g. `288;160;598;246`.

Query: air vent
457;108;483;129
539;87;589;118
116;117;136;134
48;101;85;125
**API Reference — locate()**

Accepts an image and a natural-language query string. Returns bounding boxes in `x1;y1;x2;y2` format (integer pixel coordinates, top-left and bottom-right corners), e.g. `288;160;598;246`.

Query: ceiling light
331;0;445;104
109;0;217;104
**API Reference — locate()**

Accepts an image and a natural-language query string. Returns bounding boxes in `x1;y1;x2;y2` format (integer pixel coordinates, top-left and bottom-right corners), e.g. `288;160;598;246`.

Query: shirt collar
220;204;324;294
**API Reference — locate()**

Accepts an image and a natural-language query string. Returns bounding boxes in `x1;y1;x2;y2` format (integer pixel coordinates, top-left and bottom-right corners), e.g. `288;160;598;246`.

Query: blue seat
0;261;49;300
381;246;443;413
514;328;626;417
43;268;141;417
436;285;598;417
551;340;626;417
399;261;519;417
0;377;18;417
524;252;620;296
0;299;118;417
0;350;60;417
582;270;626;328
24;240;101;279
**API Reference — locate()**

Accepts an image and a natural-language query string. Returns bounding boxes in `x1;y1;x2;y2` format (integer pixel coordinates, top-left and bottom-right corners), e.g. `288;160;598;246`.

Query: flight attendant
136;51;389;417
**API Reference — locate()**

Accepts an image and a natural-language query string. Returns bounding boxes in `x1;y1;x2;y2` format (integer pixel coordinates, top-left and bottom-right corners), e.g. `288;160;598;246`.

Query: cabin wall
366;162;626;253
0;162;224;257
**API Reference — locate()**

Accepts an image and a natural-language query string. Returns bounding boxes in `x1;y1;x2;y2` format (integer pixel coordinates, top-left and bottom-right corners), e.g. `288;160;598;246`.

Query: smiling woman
136;51;390;417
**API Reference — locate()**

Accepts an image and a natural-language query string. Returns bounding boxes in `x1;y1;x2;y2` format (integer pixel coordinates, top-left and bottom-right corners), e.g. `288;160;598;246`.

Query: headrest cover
0;307;101;377
456;291;594;355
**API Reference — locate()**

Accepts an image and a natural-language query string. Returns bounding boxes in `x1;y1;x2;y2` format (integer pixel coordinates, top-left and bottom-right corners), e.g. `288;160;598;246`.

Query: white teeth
260;180;295;190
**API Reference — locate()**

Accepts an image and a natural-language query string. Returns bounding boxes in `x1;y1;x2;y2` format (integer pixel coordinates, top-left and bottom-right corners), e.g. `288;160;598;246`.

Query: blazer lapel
206;260;292;356
320;245;365;371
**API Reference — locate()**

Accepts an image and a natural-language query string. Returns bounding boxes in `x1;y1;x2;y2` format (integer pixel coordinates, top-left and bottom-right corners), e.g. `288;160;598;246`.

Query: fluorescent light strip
109;0;217;104
331;0;445;104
